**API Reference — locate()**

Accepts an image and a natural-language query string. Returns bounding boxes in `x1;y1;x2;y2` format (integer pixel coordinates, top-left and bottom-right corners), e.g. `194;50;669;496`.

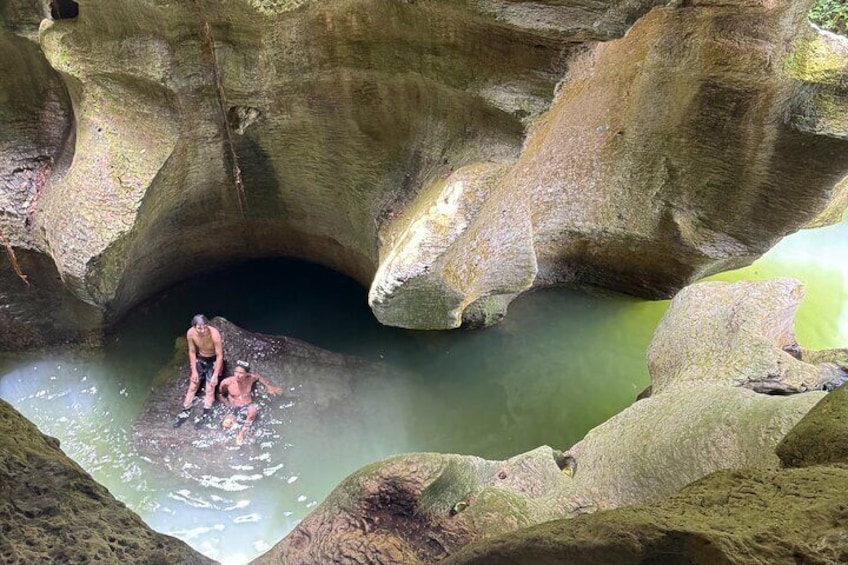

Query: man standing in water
219;360;282;445
173;314;224;428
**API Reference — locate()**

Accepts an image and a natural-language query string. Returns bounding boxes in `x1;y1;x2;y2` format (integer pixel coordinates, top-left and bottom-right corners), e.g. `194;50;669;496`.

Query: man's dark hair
191;314;209;327
236;360;251;371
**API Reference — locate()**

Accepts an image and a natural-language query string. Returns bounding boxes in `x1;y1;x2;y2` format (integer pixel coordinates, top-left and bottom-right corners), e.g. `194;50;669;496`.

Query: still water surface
1;217;846;563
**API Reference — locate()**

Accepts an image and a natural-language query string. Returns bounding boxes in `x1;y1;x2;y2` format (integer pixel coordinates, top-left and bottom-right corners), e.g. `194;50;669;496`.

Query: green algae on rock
776;377;848;468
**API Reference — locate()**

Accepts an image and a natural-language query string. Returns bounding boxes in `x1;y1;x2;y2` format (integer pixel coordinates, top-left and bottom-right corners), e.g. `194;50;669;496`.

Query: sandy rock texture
647;277;846;394
0;397;216;564
253;278;844;564
2;0;848;344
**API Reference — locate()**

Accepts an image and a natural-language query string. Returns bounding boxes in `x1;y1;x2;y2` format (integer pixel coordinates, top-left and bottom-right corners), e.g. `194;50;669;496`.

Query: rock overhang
1;0;848;344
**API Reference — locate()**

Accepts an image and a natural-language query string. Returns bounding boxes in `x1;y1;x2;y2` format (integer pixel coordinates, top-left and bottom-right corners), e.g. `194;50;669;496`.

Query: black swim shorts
196;356;217;381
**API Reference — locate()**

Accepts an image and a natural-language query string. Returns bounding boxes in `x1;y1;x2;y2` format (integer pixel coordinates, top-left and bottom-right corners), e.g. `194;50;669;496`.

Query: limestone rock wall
514;2;848;296
2;0;848;342
446;377;848;565
0;1;103;348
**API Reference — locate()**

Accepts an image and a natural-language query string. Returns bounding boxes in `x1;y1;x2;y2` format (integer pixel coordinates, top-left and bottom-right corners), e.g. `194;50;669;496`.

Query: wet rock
0;249;103;351
0;398;215;564
132;317;410;478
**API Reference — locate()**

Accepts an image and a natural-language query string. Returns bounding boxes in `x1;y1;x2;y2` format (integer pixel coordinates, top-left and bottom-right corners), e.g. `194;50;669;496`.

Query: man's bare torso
188;327;219;357
221;375;258;407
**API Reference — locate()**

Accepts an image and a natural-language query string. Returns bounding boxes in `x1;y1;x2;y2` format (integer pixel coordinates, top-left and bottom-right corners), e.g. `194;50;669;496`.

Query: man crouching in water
220;360;283;445
173;314;223;428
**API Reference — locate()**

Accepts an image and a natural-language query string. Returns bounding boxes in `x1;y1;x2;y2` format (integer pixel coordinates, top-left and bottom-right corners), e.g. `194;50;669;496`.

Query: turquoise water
1;215;845;564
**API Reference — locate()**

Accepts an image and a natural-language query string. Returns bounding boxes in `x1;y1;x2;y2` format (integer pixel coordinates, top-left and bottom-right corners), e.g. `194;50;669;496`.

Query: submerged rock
256;278;840;563
0;398;215;564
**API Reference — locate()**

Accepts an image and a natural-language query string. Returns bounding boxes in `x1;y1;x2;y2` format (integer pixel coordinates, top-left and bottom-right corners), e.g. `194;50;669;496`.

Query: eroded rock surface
647;278;845;394
2;0;848;341
0;398;215;564
776;378;848;468
0;1;102;349
447;373;848;565
517;4;848;298
444;464;848;565
255;278;842;564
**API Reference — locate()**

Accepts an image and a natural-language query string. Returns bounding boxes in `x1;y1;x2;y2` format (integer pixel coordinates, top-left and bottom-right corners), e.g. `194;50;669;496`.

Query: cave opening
49;0;79;20
111;257;409;365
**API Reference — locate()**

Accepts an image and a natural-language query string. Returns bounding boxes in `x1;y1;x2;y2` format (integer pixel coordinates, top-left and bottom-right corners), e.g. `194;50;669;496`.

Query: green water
1;216;846;564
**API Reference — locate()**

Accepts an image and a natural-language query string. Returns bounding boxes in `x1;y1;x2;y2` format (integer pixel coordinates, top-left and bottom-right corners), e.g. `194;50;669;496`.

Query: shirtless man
173;314;224;428
219;360;282;445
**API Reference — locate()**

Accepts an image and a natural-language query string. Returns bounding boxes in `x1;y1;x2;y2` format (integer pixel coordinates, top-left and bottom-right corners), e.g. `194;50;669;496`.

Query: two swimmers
174;314;282;443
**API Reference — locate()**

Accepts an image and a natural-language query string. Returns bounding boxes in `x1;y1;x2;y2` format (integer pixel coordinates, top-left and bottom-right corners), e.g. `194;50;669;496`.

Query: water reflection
1;216;845;564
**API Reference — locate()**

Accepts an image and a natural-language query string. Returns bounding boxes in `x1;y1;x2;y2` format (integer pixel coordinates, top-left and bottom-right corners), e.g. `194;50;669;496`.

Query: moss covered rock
133;317;415;478
776;380;848;468
0;398;215;564
444;464;848;565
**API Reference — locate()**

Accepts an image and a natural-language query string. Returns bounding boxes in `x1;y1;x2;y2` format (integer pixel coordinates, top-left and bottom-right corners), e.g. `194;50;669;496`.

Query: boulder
0;397;215;564
776;378;848;468
647;278;843;394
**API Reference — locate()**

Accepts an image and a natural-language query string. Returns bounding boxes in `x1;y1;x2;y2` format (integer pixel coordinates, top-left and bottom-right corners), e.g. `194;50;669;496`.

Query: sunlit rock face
0;398;215;564
516;4;848;297
647;277;847;394
2;0;848;342
256;278;842;563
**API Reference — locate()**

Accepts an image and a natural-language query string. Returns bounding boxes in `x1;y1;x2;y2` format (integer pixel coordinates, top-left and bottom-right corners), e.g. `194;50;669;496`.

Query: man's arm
212;328;224;378
218;379;231;405
186;329;198;381
253;373;283;395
